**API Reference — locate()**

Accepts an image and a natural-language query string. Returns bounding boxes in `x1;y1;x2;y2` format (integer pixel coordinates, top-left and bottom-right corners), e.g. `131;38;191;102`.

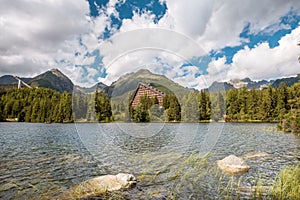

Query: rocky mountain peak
50;68;66;78
27;68;74;93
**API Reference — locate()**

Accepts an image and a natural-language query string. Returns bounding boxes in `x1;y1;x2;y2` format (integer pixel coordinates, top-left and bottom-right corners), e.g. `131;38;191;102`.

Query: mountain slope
0;75;31;84
207;74;300;92
208;81;234;92
74;82;107;93
271;74;300;88
27;69;74;93
105;69;189;100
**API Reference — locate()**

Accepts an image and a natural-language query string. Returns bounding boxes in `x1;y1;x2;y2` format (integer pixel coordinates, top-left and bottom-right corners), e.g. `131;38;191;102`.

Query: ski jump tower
14;76;32;89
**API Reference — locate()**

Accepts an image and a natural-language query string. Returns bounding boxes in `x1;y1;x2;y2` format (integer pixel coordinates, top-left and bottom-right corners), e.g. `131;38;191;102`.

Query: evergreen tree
247;88;259;120
198;90;211;121
258;86;273;121
275;82;289;119
133;103;150;122
182;91;199;122
0;88;73;123
238;87;249;120
226;89;239;121
0;100;3;121
95;90;113;122
165;95;181;122
211;92;225;121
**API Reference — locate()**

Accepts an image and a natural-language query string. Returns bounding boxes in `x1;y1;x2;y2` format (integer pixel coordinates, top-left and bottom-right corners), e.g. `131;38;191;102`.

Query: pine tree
95;90;113;122
275;82;289;120
198;90;211;120
165;95;181;122
226;89;239;121
182;91;199;122
211;92;225;121
247;88;259;120
258;86;272;121
238;87;249;120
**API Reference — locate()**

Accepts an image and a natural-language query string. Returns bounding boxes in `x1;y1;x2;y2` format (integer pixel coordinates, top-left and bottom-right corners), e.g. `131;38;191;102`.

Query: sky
0;0;299;89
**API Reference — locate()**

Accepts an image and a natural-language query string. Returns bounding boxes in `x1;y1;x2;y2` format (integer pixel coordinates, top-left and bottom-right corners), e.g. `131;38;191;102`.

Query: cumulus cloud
157;0;300;51
95;0;300;89
0;0;299;90
227;26;300;80
196;26;300;89
162;0;215;38
96;22;207;85
0;0;90;77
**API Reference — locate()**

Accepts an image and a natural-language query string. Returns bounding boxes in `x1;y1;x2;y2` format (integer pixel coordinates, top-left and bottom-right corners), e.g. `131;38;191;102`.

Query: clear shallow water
0;122;299;199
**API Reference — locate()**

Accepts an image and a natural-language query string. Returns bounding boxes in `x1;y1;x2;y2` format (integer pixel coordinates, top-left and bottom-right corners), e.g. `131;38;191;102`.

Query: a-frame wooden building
131;82;165;107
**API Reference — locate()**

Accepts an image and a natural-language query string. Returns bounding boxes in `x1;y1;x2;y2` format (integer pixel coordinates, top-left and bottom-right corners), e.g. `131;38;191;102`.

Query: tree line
126;81;300;127
0;88;72;123
128;94;182;122
224;82;299;123
1;81;299;133
128;92;210;122
0;88;113;123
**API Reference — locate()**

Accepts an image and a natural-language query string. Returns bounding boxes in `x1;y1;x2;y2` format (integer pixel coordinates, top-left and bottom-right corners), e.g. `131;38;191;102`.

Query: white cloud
0;0;90;77
99;48;184;86
194;26;300;89
162;0;215;38
94;0;300;89
1;0;299;89
227;26;300;80
95;14;207;86
189;57;232;89
160;0;300;51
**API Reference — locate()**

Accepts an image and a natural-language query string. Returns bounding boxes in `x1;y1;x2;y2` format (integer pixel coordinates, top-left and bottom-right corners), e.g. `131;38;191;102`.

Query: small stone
217;155;250;175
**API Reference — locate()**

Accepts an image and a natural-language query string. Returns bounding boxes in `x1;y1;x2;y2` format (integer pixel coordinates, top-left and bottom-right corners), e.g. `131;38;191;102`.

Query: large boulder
217;155;250;175
61;173;136;199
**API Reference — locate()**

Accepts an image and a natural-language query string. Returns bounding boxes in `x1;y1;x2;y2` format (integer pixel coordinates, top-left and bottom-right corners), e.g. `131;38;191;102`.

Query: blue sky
0;0;299;89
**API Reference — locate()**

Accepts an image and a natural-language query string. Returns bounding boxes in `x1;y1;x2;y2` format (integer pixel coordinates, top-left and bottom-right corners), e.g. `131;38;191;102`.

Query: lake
0;122;299;199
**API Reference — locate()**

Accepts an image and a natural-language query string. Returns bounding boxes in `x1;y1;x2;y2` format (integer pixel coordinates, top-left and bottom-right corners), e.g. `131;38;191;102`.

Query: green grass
271;163;300;200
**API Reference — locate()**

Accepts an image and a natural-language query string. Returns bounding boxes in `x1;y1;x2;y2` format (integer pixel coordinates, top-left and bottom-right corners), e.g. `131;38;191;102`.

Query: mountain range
0;69;74;93
208;74;300;92
103;69;189;102
0;68;299;94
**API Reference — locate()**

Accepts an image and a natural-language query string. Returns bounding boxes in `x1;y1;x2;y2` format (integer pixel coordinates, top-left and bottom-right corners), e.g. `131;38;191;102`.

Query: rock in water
242;152;270;160
217;155;250;175
61;173;136;199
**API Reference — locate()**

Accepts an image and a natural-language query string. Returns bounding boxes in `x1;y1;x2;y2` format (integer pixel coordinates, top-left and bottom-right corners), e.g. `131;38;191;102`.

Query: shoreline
0;120;280;124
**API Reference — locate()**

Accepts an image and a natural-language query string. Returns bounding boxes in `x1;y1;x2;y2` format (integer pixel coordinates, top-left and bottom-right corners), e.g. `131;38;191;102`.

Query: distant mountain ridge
74;82;107;93
0;69;299;93
272;74;300;88
208;74;300;92
0;69;74;93
0;75;31;85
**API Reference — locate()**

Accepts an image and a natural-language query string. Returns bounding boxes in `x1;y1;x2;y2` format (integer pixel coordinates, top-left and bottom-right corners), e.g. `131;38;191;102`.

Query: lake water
0;122;300;199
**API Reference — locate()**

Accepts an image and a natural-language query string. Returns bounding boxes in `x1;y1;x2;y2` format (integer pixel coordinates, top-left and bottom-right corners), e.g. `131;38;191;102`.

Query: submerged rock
242;152;271;160
61;173;136;199
217;155;250;175
239;186;272;196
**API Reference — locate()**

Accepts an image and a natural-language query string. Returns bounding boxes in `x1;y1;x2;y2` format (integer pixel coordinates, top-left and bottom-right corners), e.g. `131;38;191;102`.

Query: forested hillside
126;81;300;129
0;88;73;123
1;81;299;134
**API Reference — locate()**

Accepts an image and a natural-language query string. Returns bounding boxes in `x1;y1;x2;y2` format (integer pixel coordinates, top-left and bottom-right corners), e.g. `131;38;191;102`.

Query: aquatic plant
271;163;300;200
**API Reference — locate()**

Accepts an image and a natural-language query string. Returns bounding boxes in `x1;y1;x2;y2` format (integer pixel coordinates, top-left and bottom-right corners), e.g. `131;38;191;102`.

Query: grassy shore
270;163;300;200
